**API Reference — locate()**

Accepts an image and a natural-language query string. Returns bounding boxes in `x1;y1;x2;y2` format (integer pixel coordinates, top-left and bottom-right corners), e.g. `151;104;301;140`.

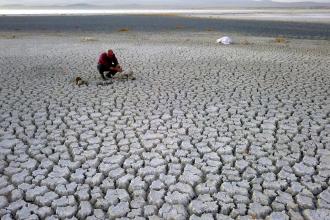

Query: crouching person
97;49;123;80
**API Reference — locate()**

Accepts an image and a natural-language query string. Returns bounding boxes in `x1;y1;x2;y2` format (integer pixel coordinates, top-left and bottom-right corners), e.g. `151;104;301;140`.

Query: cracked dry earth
0;32;330;220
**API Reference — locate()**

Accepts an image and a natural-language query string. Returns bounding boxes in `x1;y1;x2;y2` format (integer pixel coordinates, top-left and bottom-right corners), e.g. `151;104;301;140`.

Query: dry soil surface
0;32;330;220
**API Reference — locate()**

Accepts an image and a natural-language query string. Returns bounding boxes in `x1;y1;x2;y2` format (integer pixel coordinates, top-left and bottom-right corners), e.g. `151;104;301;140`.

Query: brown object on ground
275;36;286;43
118;28;129;32
206;28;216;32
75;77;88;86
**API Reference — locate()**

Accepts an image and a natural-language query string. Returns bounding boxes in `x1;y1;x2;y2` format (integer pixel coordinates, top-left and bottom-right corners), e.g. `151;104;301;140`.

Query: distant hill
0;3;101;9
1;1;330;9
171;0;330;8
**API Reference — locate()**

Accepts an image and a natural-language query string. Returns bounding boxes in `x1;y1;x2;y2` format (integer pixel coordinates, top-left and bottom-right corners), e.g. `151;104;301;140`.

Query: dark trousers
97;64;117;79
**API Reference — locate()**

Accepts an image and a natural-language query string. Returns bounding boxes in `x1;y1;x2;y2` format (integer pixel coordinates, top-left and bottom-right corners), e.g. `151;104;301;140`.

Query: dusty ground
0;31;330;220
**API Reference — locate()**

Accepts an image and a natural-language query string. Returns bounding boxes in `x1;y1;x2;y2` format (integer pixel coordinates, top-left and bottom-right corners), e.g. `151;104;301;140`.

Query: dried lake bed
0;15;330;220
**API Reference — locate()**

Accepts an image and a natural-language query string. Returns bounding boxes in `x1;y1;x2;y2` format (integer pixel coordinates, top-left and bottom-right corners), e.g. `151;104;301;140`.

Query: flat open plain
0;15;330;220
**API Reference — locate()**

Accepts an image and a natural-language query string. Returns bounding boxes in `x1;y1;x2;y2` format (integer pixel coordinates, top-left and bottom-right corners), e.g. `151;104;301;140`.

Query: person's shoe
100;74;106;81
105;72;114;79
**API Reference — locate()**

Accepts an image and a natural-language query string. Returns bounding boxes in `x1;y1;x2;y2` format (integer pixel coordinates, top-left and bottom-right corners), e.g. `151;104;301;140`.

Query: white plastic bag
216;36;233;45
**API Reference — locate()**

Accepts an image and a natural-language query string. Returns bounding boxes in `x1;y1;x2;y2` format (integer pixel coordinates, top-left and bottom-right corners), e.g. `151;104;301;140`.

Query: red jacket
98;52;118;68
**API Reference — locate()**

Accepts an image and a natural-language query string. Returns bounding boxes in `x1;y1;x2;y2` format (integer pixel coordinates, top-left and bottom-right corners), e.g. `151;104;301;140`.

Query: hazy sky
1;0;330;5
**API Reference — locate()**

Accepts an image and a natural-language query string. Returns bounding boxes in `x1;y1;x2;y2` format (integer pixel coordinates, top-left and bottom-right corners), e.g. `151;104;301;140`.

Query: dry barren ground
0;32;330;220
